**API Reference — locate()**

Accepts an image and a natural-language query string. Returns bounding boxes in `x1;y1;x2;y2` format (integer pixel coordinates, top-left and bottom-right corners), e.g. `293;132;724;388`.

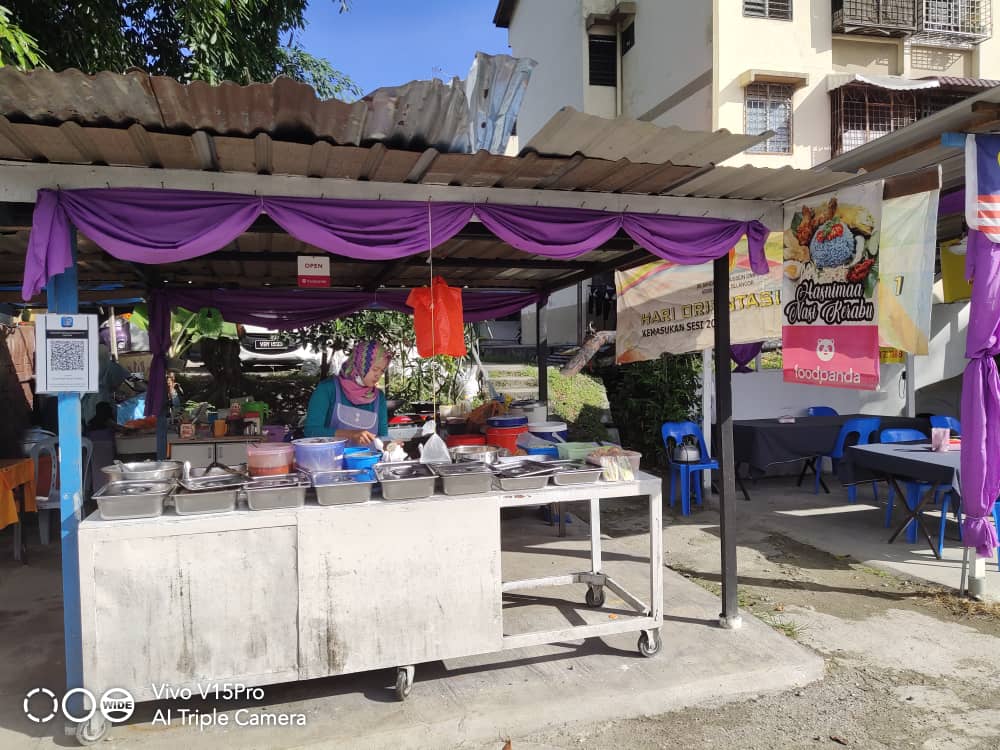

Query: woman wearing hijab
303;340;391;444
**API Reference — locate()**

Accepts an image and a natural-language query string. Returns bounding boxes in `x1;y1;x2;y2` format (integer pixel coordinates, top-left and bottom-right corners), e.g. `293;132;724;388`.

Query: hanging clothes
406;276;467;357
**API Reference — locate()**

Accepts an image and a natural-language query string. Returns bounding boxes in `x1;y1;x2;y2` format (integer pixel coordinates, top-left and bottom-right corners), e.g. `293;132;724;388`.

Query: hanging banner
877;190;939;354
297;256;331;288
965;133;1000;243
614;233;783;363
782;183;883;390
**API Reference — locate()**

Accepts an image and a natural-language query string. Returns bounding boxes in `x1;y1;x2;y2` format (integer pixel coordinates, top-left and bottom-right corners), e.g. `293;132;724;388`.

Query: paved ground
515;478;1000;750
0;503;820;749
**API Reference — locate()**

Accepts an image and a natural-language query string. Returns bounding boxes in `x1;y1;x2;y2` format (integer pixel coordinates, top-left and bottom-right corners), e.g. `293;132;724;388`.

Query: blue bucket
527;445;560;458
527;421;569;443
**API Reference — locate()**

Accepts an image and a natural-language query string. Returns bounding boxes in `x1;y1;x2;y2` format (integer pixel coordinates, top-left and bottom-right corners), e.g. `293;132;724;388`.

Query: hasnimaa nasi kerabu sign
615;234;783;362
782;182;883;390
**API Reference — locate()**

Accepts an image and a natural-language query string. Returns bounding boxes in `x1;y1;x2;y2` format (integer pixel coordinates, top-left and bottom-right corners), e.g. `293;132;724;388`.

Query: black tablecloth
732;415;932;474
845;443;960;491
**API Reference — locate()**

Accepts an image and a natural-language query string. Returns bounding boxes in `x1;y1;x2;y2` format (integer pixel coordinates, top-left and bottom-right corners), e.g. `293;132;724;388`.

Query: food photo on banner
615;233;783;362
782;182;884;390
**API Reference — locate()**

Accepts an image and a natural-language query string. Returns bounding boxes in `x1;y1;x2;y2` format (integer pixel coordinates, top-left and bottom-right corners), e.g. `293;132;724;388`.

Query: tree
1;1;360;97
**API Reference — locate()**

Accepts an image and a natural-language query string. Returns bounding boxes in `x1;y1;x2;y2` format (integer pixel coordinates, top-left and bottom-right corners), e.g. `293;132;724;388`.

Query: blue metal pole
49;230;84;702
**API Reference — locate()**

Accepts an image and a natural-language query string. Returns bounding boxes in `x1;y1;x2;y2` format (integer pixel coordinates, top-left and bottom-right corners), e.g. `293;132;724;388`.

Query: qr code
50;341;86;371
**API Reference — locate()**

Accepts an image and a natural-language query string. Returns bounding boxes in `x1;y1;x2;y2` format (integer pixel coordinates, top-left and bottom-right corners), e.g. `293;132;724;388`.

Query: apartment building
493;0;999;347
495;0;1000;168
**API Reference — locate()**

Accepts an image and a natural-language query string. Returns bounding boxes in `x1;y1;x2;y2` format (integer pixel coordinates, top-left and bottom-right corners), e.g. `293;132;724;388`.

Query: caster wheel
395;667;414;701
638;629;662;658
585;585;606;608
75;715;109;746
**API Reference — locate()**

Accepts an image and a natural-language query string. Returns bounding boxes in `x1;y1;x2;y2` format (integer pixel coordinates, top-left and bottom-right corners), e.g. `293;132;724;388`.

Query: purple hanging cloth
731;342;763;373
959;229;1000;559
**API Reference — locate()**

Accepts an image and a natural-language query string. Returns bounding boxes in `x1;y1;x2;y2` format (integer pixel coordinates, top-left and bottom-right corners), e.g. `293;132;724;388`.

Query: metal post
108;305;118;361
576;282;584;345
536;299;548;404
50;231;85;707
713;256;741;630
904;353;916;418
701;348;713;491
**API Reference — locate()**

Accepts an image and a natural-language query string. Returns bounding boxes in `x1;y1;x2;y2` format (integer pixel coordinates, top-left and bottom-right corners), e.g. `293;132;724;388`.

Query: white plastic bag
418;432;452;464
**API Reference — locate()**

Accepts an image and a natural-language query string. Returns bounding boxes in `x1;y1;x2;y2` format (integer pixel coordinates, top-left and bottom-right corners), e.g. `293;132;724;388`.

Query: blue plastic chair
661;422;719;516
807;406;839;417
803;417;880;499
929;415;961;436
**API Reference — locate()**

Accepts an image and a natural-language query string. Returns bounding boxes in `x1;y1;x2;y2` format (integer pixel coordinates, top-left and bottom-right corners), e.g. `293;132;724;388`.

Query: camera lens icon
23;688;59;723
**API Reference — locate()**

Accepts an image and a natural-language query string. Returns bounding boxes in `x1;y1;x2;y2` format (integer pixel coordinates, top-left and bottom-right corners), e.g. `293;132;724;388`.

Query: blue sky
300;0;511;96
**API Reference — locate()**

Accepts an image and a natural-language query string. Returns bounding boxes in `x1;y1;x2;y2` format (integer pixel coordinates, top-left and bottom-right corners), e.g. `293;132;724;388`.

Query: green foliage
597;354;702;469
547;368;610;442
2;1;358;99
131;304;237;360
0;4;42;69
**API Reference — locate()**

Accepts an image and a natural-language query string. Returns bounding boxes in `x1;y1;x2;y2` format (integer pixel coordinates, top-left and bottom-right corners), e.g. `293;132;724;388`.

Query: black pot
411;402;435;414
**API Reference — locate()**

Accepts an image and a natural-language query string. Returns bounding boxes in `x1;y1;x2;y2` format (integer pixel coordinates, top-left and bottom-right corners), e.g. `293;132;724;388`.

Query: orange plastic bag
406;276;467;357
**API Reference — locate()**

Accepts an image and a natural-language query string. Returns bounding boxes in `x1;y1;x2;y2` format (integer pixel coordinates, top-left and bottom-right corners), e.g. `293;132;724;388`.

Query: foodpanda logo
816;338;835;363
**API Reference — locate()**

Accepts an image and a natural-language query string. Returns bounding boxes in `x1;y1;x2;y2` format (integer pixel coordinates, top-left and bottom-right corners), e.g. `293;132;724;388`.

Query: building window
588;35;617;86
743;0;792;20
745;83;793;154
621;23;635;55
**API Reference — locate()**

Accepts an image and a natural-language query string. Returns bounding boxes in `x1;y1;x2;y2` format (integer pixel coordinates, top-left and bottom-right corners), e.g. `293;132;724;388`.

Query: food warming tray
94;480;174;520
173;488;238;515
494;460;556;491
430;461;495;495
306;469;376;506
244;473;308;510
550;462;604;486
374;462;437;501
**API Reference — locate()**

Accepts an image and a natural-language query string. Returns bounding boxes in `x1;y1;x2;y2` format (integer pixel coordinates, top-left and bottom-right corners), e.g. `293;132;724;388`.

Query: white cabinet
169;442;216;468
169;441;250;468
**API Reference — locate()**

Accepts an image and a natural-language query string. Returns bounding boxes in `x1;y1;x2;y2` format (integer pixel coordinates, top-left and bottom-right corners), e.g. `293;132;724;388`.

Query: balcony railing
912;0;992;47
832;0;918;36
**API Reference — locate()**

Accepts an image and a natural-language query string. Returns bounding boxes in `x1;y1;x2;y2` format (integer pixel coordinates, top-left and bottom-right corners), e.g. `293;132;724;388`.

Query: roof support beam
0;160;783;225
543;248;652;294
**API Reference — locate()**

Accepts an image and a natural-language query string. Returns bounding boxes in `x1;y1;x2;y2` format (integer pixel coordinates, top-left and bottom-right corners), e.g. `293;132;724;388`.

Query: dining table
731;414;932;500
846;442;960;560
0;457;36;562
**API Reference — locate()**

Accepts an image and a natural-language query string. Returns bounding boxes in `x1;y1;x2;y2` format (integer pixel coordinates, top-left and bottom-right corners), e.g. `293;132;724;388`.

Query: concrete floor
0;505;822;750
726;474;1000;600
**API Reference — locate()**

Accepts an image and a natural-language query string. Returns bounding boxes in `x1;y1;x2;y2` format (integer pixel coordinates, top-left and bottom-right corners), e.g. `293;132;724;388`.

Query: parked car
238;326;322;373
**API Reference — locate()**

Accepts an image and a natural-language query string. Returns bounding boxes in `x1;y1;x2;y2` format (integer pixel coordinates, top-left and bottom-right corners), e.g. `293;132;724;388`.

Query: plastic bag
418;432;452;464
406;276;467;357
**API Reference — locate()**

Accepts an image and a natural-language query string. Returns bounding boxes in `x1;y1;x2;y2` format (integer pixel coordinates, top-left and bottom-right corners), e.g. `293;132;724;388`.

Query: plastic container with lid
487;415;529;428
292;437;348;472
246;443;294;477
555;441;601;461
527;421;569;443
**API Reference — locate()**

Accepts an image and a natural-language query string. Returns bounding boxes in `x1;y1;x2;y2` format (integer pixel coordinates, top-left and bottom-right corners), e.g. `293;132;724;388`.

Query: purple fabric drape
144;288;540;415
23;188;771;300
959;229;1000;559
731;342;763;373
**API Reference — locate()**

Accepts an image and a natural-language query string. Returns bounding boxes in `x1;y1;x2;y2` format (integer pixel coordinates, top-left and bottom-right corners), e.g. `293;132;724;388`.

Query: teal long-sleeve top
304;378;388;438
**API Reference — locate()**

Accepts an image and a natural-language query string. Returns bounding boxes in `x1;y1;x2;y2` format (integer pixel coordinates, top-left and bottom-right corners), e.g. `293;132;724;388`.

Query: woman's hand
347;429;376;446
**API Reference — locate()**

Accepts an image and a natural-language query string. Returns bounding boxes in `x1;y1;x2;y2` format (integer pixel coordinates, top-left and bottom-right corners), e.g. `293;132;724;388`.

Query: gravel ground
497;493;1000;750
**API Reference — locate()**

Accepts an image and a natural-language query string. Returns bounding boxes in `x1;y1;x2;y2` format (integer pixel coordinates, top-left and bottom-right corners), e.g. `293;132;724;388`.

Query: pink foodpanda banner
782;182;884;390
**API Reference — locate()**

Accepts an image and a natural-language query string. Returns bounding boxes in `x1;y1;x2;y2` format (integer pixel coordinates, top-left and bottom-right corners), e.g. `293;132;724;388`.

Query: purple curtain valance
960;230;1000;559
24;187;770;300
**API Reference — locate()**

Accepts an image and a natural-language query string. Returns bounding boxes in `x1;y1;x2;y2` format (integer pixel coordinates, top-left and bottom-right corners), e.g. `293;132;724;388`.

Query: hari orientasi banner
782;183;883;390
615;233;783;362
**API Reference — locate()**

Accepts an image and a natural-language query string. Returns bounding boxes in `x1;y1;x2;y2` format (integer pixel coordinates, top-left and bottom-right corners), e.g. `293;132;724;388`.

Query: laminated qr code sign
49;340;86;371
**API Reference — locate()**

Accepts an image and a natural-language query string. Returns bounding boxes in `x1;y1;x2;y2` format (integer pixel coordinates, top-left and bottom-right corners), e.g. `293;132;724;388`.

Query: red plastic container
486;425;528;453
446;434;486;448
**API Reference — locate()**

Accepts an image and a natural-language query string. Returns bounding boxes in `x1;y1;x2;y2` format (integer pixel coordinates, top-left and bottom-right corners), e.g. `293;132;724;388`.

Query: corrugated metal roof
817;84;1000;193
524;107;768;166
931;76;1000;90
827;74;941;92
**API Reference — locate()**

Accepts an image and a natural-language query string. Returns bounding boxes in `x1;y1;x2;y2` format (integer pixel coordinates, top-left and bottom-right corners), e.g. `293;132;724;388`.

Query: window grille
914;0;992;47
588;35;617;86
832;0;918;35
745;83;793;154
744;0;793;20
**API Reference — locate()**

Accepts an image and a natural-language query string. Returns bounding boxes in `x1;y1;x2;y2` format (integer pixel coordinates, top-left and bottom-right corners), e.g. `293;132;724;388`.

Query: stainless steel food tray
375;462;437;501
245;474;308;511
173;489;238;515
430;461;495;495
306;469;375;506
94;480;174;520
551;462;604;485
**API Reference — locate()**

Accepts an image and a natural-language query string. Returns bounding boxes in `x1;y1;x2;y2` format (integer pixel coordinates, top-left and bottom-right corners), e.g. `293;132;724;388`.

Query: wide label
782;183;883;390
